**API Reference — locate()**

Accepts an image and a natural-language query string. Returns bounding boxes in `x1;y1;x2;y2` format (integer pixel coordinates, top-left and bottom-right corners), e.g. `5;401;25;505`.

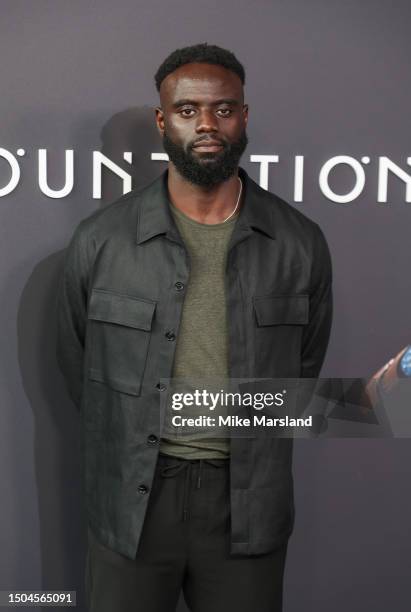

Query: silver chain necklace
221;177;242;223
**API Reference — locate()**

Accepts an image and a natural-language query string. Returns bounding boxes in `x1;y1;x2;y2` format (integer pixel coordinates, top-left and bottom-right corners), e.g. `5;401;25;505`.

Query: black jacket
56;166;333;559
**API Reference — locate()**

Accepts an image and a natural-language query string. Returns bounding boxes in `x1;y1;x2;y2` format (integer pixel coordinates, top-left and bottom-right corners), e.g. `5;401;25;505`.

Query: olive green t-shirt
159;200;239;459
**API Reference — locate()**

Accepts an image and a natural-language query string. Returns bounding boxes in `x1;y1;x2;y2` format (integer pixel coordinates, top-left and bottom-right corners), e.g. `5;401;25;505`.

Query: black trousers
85;453;288;612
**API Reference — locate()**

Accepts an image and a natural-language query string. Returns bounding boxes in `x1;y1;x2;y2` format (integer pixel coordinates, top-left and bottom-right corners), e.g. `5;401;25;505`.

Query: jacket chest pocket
87;288;156;396
252;294;309;377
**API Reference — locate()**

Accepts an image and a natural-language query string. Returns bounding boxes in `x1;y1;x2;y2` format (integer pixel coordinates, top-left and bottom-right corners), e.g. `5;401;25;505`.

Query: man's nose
195;110;218;133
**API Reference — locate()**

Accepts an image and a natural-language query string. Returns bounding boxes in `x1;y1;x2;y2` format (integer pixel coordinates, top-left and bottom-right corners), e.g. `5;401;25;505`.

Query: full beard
162;129;248;188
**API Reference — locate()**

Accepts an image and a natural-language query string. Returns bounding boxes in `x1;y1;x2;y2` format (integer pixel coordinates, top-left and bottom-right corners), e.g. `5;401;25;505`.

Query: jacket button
147;434;158;445
165;330;176;341
156;382;167;391
174;281;184;291
137;484;148;495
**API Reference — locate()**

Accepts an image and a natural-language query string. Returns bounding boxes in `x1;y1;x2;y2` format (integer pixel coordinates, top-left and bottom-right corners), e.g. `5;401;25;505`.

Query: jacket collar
135;166;276;245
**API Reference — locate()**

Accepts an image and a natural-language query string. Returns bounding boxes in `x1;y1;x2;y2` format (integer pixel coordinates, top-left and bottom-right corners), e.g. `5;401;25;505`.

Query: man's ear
243;104;249;126
155;106;165;136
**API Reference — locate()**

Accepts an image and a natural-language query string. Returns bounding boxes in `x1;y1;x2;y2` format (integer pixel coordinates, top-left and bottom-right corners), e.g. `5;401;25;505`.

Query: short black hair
154;42;245;92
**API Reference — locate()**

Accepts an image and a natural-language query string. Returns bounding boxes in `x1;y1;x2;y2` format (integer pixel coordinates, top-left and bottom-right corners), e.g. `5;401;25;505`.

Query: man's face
155;62;249;187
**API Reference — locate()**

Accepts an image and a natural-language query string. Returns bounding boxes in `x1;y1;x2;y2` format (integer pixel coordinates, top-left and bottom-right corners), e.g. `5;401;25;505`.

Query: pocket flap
253;294;309;326
88;289;156;330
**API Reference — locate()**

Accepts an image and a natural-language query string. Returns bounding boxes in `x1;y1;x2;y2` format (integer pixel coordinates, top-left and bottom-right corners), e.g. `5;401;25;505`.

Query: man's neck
167;164;242;225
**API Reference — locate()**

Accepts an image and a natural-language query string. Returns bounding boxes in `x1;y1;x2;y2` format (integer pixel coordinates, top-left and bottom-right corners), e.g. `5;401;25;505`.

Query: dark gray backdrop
1;1;410;610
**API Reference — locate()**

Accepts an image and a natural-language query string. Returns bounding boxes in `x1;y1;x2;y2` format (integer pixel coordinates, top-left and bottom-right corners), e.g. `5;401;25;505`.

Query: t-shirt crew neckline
168;200;240;228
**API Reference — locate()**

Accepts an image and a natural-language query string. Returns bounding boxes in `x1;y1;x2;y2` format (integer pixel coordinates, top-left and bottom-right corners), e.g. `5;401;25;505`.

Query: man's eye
180;108;195;117
178;108;232;117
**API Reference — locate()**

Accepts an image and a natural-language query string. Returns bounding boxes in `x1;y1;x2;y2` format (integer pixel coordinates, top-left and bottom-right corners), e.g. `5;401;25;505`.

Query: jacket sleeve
55;222;91;411
301;223;333;378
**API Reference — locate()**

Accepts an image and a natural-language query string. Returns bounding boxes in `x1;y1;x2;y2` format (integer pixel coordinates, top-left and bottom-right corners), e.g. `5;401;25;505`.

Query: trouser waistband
156;453;229;521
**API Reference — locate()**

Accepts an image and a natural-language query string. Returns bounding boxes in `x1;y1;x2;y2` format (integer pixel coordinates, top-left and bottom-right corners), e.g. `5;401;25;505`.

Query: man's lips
192;140;224;151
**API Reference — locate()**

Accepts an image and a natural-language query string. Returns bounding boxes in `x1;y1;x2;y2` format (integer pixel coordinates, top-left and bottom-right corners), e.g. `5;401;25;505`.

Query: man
56;43;333;612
